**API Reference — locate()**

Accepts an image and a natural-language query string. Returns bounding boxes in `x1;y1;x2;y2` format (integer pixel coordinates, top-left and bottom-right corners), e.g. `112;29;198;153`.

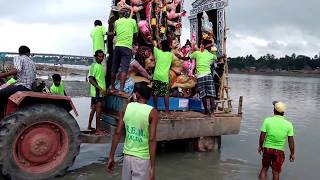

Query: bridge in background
0;52;93;65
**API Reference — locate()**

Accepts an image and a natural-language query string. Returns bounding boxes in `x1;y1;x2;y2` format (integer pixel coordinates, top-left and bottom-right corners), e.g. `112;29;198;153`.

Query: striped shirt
13;55;36;89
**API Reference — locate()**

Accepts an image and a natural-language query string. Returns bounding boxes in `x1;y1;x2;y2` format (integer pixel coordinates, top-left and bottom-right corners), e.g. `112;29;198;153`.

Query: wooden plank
82;113;241;143
156;116;241;141
101;95;242;143
102;111;240;121
238;96;243;116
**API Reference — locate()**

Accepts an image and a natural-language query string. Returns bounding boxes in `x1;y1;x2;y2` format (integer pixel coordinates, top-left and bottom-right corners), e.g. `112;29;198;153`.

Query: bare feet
95;130;108;136
208;112;215;118
88;127;95;131
204;110;209;116
204;110;215;117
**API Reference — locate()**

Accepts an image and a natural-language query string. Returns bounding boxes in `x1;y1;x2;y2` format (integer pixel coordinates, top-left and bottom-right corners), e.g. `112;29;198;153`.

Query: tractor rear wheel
0;104;81;180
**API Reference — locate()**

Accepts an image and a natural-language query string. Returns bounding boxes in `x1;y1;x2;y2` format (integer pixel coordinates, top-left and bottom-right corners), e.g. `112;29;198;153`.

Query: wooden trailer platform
156;111;241;141
80;96;243;147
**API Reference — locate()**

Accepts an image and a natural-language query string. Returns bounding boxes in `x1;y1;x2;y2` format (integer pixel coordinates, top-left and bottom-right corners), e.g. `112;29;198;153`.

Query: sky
0;0;319;58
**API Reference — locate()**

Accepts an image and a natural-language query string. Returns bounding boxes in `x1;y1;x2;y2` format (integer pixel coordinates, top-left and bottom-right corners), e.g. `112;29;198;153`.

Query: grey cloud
227;0;319;36
0;0;109;24
0;0;319;57
184;0;320;57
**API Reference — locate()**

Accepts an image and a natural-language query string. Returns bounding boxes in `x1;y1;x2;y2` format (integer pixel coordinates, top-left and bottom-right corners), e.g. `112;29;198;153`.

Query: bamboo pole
217;8;232;113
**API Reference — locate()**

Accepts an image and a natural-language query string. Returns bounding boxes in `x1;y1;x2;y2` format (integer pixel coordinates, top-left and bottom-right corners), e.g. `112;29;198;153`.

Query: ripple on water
59;74;320;180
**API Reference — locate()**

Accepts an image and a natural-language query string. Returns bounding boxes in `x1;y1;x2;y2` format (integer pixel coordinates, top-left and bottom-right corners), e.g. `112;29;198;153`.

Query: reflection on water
60;74;320;180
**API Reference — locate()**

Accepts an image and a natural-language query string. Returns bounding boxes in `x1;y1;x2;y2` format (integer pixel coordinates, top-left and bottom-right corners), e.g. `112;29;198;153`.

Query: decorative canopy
188;0;228;55
190;0;228;18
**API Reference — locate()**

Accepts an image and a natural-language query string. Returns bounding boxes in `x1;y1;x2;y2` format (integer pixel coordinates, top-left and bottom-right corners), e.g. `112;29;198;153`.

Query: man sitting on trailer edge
107;82;158;180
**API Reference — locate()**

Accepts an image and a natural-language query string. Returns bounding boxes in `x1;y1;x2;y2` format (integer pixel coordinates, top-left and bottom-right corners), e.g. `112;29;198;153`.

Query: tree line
228;53;320;71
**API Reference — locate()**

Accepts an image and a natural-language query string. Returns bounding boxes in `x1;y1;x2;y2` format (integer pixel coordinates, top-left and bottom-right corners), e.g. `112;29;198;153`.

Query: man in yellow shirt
258;101;295;180
190;40;217;116
107;82;158;180
50;74;66;96
152;40;173;113
88;50;106;135
110;7;138;97
90;19;108;74
91;20;108;54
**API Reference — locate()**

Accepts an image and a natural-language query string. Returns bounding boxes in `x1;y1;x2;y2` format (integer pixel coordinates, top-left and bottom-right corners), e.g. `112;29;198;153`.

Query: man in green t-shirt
88;50;106;135
91;20;107;54
258;101;295;180
190;40;217;116
107;82;158;180
50;74;66;96
111;7;138;97
90;20;108;75
152;39;173;113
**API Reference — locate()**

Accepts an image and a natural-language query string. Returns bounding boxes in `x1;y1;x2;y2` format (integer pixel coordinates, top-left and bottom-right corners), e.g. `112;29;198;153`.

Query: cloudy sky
0;0;319;57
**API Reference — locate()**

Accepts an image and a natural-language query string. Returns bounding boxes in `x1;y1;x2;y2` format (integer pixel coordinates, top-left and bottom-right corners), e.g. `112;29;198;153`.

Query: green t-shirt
115;18;138;49
7;78;16;85
123;102;153;160
190;50;217;76
50;81;65;96
260;115;294;151
153;47;173;83
90;26;107;53
89;63;106;97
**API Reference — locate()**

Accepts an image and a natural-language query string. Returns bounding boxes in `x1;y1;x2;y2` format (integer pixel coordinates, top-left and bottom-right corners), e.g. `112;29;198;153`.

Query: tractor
0;91;81;180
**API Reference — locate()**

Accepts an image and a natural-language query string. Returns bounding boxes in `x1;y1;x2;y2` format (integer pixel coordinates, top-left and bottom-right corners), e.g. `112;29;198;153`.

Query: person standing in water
258;101;295;180
107;82;158;180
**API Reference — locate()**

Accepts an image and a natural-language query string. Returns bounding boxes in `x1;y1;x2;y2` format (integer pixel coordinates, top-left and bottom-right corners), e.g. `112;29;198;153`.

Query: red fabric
262;148;285;173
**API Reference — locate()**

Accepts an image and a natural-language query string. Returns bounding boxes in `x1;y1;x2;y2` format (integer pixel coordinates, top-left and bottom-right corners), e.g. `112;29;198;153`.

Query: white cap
272;101;286;113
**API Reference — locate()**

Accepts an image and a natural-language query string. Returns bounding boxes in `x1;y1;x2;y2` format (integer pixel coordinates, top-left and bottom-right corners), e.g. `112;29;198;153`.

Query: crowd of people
0;5;295;180
89;7;224;116
89;6;295;180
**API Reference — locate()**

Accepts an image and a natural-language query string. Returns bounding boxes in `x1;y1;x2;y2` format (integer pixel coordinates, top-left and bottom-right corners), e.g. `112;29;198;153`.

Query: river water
54;74;320;179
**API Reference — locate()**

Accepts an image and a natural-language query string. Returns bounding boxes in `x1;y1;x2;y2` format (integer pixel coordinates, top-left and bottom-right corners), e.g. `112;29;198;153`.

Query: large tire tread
0;104;81;180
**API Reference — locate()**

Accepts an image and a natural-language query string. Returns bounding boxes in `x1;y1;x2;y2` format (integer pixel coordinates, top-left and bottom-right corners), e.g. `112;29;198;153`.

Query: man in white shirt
0;46;36;117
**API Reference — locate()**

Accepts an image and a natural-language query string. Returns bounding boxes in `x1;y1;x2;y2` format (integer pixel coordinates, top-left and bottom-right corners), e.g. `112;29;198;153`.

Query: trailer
80;95;243;152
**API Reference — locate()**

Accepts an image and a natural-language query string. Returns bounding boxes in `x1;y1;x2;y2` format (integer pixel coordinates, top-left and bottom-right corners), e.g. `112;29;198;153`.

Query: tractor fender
6;91;78;116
